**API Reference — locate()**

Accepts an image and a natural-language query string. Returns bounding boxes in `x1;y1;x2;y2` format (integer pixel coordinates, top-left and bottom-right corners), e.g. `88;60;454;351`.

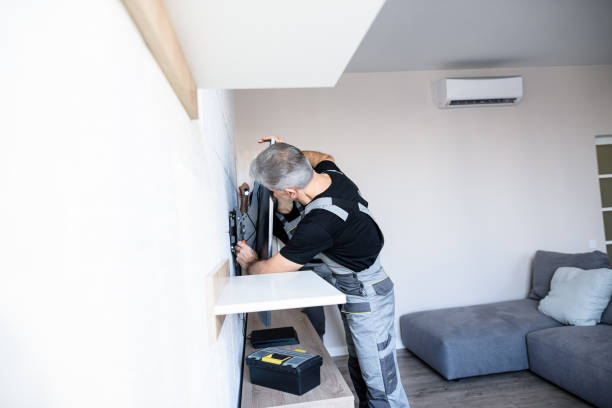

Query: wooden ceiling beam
122;0;198;119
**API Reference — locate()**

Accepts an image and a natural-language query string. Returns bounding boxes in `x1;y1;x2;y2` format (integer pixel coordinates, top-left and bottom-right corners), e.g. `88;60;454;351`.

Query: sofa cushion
529;250;609;300
527;325;612;408
538;267;612;326
399;299;561;380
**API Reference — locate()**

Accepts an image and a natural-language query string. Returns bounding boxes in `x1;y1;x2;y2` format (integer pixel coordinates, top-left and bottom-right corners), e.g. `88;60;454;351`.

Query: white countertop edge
214;293;346;316
274;395;355;408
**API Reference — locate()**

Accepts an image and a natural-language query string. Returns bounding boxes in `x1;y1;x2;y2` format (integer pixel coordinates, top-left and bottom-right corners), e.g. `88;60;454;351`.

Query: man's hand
258;136;285;144
236;241;258;270
257;137;334;169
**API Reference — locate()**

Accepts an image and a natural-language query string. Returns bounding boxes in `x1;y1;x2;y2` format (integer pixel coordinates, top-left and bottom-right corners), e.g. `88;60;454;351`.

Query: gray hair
250;143;314;190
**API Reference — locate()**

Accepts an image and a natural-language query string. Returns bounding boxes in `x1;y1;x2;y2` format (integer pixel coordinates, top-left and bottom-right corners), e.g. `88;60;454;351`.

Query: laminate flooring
333;349;593;408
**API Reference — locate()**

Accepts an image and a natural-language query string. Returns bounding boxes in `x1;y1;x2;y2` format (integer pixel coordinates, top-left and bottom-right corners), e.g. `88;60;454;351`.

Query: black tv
237;181;273;326
254;184;271;262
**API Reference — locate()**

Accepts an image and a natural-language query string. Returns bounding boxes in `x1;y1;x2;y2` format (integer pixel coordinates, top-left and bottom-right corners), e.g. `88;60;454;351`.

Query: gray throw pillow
529;250;610;300
538;267;612;326
601;299;612;325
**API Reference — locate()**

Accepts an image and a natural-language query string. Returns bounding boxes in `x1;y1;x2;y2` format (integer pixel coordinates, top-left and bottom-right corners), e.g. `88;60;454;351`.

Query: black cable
246;212;256;227
237;197;256;407
243;230;255;244
238;212;256;245
243;214;256;240
237;313;248;408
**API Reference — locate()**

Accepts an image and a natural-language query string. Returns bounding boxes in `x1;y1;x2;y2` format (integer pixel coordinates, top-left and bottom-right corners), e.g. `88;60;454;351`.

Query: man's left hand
236;241;258;271
258;136;285;144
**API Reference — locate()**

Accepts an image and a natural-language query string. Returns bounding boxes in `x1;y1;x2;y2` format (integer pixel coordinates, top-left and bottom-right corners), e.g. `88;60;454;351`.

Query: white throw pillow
538;266;612;326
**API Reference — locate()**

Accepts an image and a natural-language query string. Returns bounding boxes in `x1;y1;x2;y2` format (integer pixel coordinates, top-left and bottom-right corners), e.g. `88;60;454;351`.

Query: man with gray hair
236;137;410;408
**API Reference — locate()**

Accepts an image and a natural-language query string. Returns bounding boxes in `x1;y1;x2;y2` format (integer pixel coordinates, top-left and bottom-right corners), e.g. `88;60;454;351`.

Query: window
595;135;612;256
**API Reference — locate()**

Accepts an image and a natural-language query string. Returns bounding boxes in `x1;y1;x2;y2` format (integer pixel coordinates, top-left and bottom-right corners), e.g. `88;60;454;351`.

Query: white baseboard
325;345;348;357
324;342;405;357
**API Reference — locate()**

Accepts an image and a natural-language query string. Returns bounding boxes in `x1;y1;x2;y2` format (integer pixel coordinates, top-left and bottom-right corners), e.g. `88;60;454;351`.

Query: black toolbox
246;347;323;395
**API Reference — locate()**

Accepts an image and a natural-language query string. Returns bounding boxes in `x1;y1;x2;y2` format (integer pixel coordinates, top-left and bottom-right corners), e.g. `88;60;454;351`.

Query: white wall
234;65;612;355
0;1;242;407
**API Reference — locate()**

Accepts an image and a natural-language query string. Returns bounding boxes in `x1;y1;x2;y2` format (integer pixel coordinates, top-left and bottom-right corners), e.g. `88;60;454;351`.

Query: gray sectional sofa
399;250;612;408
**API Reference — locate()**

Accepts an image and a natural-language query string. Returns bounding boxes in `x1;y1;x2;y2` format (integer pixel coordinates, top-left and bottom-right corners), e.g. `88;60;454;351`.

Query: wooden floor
333;349;593;408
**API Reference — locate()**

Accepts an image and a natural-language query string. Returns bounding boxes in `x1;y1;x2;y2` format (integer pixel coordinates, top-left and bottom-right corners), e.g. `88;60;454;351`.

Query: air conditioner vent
449;98;518;106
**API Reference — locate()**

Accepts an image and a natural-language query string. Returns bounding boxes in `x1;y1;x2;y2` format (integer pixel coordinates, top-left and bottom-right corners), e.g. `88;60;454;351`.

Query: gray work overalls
280;191;410;407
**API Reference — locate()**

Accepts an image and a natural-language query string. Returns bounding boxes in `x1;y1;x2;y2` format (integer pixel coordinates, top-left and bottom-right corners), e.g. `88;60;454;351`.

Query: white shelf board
214;271;346;316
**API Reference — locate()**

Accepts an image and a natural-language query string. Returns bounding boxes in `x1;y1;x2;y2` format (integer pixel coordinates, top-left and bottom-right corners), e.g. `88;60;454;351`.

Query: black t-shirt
279;161;383;271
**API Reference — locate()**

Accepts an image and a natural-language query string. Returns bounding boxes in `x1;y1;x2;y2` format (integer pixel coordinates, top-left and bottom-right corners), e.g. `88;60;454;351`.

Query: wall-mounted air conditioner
434;76;523;108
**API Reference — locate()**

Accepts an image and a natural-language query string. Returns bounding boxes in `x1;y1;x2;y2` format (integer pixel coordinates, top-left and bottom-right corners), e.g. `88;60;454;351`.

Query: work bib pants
304;197;411;408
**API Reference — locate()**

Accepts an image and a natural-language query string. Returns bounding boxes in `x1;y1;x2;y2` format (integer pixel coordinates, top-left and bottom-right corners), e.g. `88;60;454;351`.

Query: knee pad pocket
379;352;398;395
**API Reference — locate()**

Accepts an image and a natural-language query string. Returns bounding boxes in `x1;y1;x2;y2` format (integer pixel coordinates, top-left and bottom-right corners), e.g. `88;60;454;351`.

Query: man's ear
284;188;298;199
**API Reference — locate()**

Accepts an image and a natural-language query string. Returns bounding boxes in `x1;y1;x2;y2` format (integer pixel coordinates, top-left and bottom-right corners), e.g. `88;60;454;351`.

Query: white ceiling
346;0;612;72
164;0;385;89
